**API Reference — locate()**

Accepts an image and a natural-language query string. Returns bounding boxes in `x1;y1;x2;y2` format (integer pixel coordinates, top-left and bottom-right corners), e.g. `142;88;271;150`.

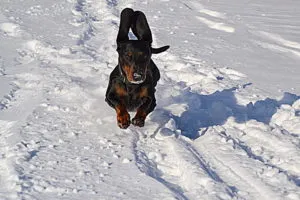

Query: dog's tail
151;45;170;54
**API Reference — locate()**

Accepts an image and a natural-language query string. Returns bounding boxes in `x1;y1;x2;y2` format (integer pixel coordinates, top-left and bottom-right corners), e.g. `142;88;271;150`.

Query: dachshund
105;8;169;129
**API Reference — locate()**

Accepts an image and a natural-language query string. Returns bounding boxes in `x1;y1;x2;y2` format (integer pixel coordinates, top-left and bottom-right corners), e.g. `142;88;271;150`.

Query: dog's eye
126;52;133;59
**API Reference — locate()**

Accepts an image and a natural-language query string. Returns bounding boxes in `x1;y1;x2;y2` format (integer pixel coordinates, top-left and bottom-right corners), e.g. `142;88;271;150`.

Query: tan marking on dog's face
122;65;134;82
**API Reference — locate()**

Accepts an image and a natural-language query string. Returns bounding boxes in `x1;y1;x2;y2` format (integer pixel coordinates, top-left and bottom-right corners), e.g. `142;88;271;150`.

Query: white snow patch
0;23;21;37
196;16;235;33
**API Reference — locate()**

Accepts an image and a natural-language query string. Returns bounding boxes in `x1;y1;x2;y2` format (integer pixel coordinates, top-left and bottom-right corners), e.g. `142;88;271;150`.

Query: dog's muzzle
133;73;142;80
130;72;144;84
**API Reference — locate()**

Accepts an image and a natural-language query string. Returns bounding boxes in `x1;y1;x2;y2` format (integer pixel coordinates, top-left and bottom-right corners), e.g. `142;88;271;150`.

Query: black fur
105;8;169;129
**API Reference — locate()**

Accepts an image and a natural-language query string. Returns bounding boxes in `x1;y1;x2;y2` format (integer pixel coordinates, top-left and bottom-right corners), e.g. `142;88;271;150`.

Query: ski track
0;0;300;200
132;130;190;200
132;51;300;199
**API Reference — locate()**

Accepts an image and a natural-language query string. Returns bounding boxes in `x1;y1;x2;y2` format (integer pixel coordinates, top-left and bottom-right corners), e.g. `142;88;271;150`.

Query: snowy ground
0;0;299;200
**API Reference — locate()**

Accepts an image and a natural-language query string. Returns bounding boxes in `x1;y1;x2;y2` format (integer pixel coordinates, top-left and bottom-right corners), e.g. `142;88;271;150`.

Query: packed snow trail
0;1;174;199
0;0;300;200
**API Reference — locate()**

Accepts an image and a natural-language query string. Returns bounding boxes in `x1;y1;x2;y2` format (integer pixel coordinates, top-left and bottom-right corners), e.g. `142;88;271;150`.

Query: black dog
105;8;169;129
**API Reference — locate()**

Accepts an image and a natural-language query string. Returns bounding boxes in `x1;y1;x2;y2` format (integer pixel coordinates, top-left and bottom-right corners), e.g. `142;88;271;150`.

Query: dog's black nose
133;73;143;81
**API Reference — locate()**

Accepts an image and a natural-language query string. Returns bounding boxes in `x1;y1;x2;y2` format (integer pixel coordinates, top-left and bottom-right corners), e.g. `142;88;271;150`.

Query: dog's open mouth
128;79;145;84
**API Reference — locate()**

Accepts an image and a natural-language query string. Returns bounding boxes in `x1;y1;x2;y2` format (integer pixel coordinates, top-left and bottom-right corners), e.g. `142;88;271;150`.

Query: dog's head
116;8;169;84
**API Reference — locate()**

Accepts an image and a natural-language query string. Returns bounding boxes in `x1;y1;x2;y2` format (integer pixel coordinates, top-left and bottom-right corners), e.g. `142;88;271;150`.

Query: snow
0;0;299;200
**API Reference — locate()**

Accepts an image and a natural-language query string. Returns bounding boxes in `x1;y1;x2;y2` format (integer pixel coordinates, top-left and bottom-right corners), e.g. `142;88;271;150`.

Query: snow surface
0;0;299;200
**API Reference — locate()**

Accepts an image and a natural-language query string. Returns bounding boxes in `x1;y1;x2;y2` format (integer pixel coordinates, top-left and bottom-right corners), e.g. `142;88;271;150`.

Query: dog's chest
124;85;145;111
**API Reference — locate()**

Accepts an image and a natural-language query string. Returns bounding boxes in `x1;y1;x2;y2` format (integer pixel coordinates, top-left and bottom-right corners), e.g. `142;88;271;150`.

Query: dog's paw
117;112;130;129
131;117;145;127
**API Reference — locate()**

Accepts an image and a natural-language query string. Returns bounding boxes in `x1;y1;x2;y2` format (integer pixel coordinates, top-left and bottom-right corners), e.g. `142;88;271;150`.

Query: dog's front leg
115;104;130;129
132;87;156;127
106;84;130;129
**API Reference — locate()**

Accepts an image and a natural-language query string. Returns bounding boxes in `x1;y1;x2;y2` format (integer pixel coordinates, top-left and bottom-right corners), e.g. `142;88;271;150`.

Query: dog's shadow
151;84;299;139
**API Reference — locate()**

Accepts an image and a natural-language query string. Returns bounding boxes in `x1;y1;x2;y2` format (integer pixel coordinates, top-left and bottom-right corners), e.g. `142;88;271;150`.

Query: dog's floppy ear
117;8;134;44
131;11;153;43
132;10;170;54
